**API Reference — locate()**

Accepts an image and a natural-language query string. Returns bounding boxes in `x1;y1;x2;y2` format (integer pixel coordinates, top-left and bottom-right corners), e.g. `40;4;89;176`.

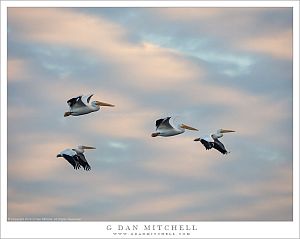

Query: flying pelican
56;145;95;170
64;94;114;117
194;129;235;154
151;116;198;137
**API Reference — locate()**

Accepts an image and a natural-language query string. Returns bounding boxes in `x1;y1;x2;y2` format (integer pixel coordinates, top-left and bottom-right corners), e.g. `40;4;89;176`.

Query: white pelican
151;116;198;137
64;94;114;117
56;145;95;170
194;129;235;154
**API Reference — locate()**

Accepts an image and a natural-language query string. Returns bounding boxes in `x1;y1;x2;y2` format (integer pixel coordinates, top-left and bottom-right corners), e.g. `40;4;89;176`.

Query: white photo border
1;1;299;238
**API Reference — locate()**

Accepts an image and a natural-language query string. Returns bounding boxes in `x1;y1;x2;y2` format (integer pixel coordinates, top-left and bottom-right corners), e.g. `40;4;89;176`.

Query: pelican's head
94;101;115;107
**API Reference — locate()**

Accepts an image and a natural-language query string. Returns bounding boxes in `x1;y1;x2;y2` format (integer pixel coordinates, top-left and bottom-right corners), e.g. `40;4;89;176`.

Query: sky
7;7;293;221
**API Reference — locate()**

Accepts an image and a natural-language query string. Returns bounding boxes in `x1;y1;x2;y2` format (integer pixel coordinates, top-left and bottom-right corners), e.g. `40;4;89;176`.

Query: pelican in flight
56;145;95;170
64;94;114;117
151;116;198;137
194;129;235;154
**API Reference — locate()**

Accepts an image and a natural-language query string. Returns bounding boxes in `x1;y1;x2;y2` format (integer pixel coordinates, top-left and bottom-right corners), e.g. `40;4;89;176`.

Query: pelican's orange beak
180;124;198;131
220;129;235;133
82;146;96;149
95;101;115;107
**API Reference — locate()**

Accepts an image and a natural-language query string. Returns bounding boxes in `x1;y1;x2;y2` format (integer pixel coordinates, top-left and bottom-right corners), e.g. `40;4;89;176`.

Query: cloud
183;81;291;139
8;104;37;120
153;8;226;21
240;30;292;59
107;141;129;150
113;192;205;220
8;8;203;92
8;133;80;181
140;136;219;179
144;8;292;60
106;160;293;220
8;58;32;81
217;162;293;220
85;110;158;139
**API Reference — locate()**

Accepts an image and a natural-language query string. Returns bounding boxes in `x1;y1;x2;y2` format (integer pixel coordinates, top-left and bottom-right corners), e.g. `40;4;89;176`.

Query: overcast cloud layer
7;7;293;221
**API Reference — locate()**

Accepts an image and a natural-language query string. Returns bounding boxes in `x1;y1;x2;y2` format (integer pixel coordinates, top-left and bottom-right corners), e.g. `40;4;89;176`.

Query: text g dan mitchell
106;224;198;231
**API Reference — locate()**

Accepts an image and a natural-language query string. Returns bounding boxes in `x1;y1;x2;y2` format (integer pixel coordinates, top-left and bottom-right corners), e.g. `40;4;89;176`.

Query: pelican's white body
71;105;99;116
69;95;100;116
64;94;114;117
59;148;77;157
153;116;198;137
194;129;235;155
57;145;95;170
201;129;227;141
157;120;184;137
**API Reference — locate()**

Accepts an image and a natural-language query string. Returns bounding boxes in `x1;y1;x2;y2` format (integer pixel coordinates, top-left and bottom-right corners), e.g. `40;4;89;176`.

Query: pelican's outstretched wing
199;134;214;150
156;117;172;130
77;153;91;171
62;154;81;170
200;139;214;150
67;95;86;109
213;138;228;154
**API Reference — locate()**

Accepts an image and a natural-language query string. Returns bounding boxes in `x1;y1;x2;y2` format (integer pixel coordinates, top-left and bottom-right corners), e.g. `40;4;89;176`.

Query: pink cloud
8;134;81;181
153;8;229;21
153;8;292;60
8;195;78;218
185;83;290;137
84;109;159;139
109;192;209;219
8;8;203;91
8;104;37;120
8;58;32;81
240;30;293;60
139;135;222;179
